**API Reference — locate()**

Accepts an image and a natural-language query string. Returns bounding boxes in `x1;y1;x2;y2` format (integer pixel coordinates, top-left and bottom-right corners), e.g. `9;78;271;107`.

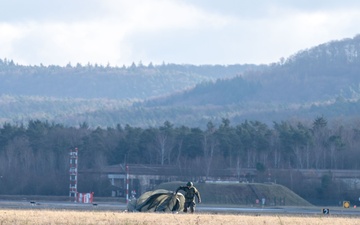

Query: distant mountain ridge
0;61;262;100
285;34;360;66
134;34;360;126
1;35;360;127
146;35;360;107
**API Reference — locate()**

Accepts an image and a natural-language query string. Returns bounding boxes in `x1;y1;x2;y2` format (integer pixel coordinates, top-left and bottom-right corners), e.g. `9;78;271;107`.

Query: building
79;164;257;197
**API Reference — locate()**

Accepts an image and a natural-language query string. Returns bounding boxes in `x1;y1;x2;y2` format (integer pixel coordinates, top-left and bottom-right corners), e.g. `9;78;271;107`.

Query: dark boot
190;206;194;213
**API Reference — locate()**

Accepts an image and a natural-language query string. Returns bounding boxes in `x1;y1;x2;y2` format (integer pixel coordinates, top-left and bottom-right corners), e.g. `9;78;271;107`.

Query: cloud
1;0;360;66
0;0;235;66
0;0;106;22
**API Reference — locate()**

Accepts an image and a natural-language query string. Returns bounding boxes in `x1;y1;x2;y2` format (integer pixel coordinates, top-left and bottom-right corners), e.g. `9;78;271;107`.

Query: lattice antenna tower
69;148;78;201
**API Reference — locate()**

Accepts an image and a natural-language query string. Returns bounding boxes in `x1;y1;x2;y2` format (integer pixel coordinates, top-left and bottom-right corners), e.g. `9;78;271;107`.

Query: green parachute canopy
128;189;185;212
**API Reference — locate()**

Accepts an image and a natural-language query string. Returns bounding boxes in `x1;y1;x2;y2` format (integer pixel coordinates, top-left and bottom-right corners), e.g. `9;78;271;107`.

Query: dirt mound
157;182;311;206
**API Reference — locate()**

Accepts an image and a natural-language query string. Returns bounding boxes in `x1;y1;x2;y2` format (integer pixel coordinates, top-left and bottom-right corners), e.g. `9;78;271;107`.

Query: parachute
127;189;185;212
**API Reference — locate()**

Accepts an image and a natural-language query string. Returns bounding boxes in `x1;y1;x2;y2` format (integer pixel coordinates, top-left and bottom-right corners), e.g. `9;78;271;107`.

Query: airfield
1;199;360;216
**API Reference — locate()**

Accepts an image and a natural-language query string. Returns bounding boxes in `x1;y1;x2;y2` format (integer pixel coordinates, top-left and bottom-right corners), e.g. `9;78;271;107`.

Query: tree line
0;58;260;100
0;116;360;197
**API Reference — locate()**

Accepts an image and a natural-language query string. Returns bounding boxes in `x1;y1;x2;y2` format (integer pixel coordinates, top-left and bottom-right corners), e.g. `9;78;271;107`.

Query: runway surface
1;199;360;216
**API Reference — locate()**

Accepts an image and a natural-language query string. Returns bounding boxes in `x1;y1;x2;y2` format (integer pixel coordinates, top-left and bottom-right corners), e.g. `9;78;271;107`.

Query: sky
1;0;360;67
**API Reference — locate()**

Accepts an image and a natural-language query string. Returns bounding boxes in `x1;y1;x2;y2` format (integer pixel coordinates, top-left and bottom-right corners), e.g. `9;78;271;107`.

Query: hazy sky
1;0;360;66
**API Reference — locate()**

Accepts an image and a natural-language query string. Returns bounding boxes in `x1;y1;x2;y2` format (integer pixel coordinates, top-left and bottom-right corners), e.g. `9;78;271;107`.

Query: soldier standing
175;181;201;213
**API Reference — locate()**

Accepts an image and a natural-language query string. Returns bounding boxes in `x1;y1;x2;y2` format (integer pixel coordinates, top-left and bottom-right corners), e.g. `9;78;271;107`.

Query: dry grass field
1;209;360;225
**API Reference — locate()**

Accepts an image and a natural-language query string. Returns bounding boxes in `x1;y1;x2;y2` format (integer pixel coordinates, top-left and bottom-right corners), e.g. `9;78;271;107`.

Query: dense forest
0;116;359;202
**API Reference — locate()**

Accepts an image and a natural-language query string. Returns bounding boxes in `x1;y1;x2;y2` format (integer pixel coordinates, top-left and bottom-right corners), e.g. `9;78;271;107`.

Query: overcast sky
1;0;360;66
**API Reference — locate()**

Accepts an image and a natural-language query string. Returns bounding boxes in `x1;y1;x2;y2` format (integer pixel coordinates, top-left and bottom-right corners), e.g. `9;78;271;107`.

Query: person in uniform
175;181;201;213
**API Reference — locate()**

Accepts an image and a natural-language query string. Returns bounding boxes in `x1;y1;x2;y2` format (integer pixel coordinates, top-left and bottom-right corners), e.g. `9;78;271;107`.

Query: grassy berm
157;182;311;206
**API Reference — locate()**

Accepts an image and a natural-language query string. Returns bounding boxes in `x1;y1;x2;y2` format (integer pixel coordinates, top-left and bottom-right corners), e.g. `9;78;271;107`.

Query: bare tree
312;116;329;169
154;121;175;165
202;121;218;179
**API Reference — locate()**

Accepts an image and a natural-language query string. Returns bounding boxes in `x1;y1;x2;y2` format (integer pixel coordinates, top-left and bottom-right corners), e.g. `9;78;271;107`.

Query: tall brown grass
0;209;360;225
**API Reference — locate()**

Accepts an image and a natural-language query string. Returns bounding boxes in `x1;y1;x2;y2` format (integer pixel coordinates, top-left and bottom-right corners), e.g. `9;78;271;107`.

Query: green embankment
157;182;311;207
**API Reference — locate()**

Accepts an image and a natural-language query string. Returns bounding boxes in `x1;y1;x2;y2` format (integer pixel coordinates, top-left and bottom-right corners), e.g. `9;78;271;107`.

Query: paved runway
198;205;360;215
0;200;359;216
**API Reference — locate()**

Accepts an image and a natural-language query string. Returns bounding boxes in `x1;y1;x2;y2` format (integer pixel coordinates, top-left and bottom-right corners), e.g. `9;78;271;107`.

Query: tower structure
69;148;78;201
126;165;129;204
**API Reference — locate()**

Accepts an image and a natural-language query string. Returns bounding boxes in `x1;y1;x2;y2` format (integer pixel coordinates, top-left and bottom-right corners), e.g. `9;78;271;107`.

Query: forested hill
146;35;360;107
2;35;360;127
134;35;360;126
0;61;262;99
